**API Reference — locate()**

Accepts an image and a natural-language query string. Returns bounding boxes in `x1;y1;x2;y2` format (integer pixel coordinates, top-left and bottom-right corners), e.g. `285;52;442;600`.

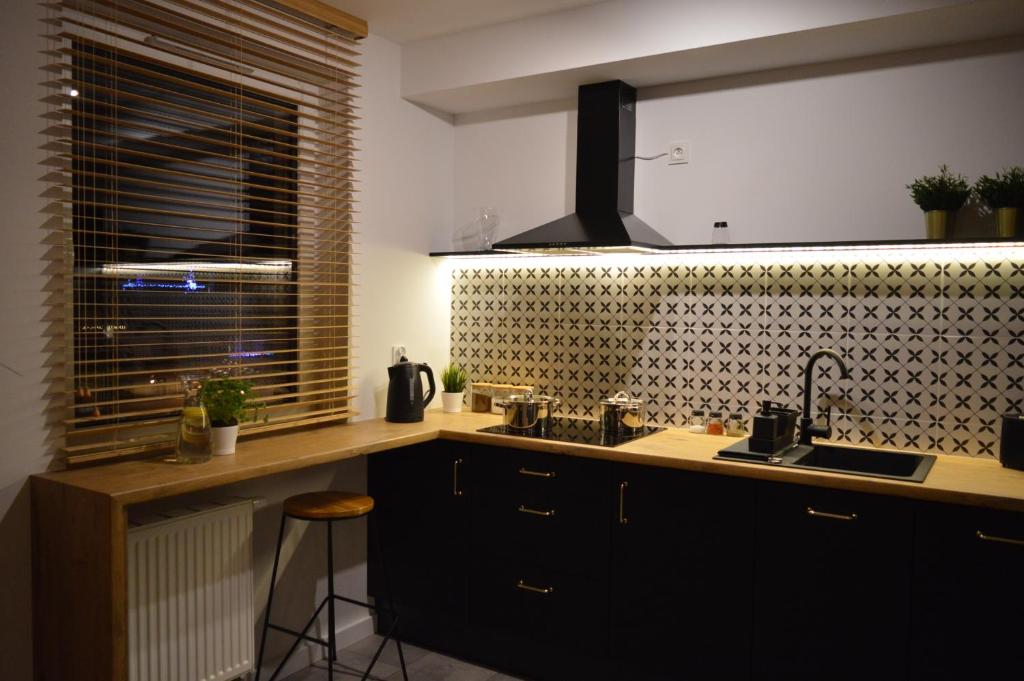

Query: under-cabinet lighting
101;260;293;275
439;242;1024;271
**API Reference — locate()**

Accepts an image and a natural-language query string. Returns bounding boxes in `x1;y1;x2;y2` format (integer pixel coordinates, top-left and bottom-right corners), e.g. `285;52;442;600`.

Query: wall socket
391;345;407;365
668;140;690;165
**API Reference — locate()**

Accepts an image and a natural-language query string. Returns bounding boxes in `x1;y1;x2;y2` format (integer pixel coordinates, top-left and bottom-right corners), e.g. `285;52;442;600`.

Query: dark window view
72;41;299;426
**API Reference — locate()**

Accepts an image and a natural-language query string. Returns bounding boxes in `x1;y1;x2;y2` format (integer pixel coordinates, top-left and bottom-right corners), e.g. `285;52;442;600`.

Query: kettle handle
420;364;436;408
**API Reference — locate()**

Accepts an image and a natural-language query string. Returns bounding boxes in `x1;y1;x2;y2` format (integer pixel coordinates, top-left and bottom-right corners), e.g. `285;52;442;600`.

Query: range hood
493;80;671;254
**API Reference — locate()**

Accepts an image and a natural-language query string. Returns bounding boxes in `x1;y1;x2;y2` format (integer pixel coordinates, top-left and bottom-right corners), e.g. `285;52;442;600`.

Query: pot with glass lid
495;390;561;433
599;390;647;434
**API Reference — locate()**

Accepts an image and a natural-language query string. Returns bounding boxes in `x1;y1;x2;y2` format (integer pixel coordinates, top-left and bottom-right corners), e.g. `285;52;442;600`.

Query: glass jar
706;410;725;435
688;409;707;434
174;375;211;463
727;412;748;437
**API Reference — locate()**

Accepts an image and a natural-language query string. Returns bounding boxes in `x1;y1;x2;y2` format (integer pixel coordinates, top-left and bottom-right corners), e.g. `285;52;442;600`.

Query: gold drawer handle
516;580;554;595
977;531;1024;547
619;481;629;525
518;467;556;478
806;506;858;522
453;458;464;497
517;504;555;517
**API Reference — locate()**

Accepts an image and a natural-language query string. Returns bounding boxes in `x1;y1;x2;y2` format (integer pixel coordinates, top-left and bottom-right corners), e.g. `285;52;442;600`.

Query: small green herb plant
440;363;468;393
200;377;265;427
974;166;1024;209
907;164;971;212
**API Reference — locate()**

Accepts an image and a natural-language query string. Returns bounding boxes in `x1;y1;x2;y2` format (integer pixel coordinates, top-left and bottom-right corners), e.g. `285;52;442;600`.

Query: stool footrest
266;622;330;650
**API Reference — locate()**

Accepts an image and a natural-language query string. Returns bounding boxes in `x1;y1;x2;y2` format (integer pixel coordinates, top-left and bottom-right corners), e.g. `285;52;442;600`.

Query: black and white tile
450;251;1024;457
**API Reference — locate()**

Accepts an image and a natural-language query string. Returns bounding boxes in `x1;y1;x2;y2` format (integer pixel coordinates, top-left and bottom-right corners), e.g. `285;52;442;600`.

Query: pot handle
420;364;436;407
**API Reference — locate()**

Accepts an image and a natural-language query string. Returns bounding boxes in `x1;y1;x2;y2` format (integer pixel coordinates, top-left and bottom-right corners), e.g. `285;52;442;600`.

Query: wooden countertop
34;411;1024;511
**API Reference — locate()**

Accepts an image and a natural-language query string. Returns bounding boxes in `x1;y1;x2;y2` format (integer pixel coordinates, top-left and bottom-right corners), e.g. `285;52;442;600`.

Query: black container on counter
999;414;1024;470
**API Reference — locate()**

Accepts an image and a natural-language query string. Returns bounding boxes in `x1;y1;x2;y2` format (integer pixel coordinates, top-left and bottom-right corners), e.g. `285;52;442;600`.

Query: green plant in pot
440;363;468;413
200;377;265;455
907;164;971;239
974;166;1024;238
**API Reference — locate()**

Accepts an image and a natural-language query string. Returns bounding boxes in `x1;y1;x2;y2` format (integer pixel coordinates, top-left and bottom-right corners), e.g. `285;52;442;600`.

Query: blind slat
47;0;359;464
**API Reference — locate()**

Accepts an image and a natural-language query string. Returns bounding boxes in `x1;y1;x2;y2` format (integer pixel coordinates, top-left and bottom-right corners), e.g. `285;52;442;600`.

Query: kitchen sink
790;444;936;483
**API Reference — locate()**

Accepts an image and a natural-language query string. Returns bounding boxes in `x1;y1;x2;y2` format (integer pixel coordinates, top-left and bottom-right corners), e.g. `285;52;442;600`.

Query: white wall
454;40;1024;245
353;34;454;420
0;12;454;679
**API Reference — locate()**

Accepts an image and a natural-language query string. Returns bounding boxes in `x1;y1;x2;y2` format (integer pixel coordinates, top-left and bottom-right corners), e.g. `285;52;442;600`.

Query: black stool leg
326;520;336;681
255;513;288;681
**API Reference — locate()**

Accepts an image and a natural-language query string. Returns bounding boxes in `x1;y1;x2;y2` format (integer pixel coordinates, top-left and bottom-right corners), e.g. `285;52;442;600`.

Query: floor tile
384;651;496;681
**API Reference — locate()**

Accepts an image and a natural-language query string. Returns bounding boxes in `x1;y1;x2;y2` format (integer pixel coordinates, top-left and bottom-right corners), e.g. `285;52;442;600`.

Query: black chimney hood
493;80;671;254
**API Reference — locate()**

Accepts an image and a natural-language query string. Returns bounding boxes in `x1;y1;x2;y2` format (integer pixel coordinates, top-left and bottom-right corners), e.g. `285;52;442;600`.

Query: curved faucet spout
800;349;850;445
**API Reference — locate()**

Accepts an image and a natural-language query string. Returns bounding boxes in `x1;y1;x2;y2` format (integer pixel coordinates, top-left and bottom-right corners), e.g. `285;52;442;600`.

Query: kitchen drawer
469;556;608;655
470;447;609;571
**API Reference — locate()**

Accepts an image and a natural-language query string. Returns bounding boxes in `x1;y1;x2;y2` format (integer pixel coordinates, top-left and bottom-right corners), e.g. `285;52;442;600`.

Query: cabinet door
753;483;913;681
911;503;1024;680
610;463;755;681
368;441;470;623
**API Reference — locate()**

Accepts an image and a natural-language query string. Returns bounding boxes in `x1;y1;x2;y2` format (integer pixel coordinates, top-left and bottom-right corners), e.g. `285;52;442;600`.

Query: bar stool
255;491;409;681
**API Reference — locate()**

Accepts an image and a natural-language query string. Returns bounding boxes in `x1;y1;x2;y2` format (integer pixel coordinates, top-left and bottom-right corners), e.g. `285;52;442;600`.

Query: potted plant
200;377;264;455
907;164;971;239
440;363;468;413
974;166;1024;237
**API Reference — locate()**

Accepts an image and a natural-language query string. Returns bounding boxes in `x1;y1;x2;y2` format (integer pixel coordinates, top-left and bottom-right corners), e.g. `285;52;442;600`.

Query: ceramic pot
441;391;464;413
997;207;1018;238
925;210;949;239
210;424;239;456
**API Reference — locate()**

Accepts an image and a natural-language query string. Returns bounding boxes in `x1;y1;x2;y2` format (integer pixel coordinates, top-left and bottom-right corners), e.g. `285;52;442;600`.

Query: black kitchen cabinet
911;502;1024;680
469;447;612;681
753;483;914;681
367;440;472;653
609;463;755;681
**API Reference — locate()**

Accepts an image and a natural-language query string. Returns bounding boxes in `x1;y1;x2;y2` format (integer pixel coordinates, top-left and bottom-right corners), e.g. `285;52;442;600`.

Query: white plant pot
210;425;239;456
441;391;464;413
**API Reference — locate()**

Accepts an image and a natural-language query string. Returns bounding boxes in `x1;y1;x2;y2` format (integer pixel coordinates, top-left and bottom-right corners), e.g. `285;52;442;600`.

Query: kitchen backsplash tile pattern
449;250;1024;457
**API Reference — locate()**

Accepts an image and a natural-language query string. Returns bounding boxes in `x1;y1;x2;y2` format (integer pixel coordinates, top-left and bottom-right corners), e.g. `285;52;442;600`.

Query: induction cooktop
478;417;665;448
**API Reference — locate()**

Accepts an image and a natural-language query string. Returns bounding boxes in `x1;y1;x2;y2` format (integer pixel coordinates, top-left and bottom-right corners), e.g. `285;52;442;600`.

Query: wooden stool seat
283;491;374;520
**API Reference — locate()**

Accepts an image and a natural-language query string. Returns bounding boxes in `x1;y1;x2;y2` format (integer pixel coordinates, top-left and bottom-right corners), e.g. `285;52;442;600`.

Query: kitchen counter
30;410;1024;681
35;410;1024;511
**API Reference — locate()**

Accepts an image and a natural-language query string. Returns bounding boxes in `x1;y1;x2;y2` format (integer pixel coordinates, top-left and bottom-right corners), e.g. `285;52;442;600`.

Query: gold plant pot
996;207;1018;238
925;210;948;239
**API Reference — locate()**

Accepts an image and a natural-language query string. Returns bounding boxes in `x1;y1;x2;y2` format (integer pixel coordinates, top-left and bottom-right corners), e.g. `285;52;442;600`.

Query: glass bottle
727;412;749;437
688;409;707;434
174;375;211;463
706;410;725;435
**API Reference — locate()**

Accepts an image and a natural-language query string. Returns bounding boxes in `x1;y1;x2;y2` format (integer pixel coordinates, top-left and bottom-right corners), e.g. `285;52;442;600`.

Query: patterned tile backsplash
449;249;1024;457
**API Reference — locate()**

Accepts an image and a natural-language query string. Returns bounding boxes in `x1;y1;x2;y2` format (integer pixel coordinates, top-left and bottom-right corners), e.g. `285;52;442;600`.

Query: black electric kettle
386;356;436;423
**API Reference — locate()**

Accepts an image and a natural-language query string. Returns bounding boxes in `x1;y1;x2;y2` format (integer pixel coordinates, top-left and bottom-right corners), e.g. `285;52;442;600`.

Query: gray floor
280;633;525;681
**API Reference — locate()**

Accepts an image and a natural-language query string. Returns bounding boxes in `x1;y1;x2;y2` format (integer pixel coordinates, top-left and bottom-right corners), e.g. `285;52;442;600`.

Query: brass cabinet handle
806;506;857;521
518;467;556;478
517;504;555;517
453;458;464;497
516;580;554;595
619;481;629;525
977;530;1024;547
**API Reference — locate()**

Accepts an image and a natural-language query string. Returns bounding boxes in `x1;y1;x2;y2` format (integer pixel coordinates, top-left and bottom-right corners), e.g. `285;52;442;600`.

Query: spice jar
706;410;725;436
727;412;748;437
688;409;707;434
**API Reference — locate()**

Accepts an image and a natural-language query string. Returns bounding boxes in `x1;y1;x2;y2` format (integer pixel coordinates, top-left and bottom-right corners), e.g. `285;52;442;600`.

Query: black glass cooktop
478;418;665;448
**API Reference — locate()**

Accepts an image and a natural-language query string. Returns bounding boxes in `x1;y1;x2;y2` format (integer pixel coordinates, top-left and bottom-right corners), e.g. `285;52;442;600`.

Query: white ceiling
328;0;605;43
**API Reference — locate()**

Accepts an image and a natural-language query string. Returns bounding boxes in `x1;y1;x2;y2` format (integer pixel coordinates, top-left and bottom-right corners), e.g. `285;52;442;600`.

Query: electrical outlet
391;345;407;365
668;140;690;165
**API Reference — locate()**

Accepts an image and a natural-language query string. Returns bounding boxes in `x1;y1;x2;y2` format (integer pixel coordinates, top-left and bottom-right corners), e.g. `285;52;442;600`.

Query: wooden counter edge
31;476;126;681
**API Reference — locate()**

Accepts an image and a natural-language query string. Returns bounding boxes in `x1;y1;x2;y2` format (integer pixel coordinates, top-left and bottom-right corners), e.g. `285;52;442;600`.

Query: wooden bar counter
31;411;1024;680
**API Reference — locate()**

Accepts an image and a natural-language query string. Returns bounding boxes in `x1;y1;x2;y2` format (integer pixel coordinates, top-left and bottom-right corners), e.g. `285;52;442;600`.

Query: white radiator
127;500;255;681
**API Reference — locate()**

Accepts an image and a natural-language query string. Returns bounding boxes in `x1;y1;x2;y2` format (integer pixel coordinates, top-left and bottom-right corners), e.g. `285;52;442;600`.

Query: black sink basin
791;444;936;483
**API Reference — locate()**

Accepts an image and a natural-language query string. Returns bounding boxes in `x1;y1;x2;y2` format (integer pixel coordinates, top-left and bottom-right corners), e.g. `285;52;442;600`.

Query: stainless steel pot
496;390;561;433
599;391;646;433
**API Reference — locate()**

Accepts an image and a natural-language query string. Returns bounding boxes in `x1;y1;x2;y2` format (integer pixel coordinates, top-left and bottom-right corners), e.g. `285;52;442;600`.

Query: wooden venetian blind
42;0;363;465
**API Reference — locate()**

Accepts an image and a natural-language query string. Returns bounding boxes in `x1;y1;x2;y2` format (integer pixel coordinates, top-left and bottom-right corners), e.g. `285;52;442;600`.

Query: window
45;0;361;464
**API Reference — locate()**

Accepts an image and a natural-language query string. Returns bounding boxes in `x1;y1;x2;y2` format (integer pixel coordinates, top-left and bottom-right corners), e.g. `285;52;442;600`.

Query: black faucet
799;349;850;445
